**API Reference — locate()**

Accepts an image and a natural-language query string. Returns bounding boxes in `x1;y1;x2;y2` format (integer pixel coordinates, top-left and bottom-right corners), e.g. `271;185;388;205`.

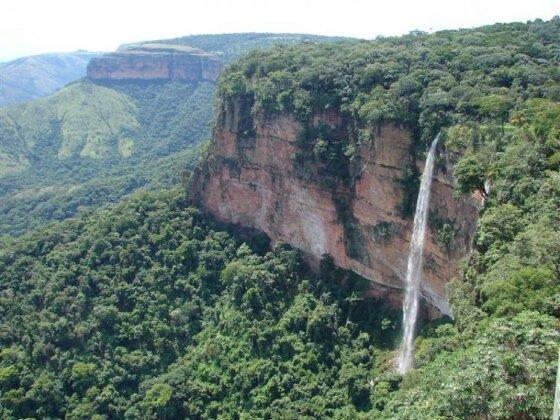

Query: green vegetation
0;146;202;236
0;80;214;164
371;221;397;243
428;210;458;252
105;81;214;156
0;189;401;418
398;163;420;217
0;21;558;419
0;76;212;237
216;18;560;188
2;83;140;161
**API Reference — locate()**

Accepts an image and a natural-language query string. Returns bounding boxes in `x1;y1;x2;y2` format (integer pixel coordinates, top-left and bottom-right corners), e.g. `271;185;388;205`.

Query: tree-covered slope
0;80;214;167
0;188;401;418
1;82;140;163
0;51;99;107
0;130;558;417
0;146;201;236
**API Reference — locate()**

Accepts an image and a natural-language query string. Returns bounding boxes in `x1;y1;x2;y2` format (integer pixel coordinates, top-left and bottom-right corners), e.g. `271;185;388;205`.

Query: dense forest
0;156;557;417
0;18;559;419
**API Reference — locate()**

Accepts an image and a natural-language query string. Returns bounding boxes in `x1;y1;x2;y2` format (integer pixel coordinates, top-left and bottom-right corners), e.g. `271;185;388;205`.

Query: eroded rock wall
87;47;222;82
191;102;478;315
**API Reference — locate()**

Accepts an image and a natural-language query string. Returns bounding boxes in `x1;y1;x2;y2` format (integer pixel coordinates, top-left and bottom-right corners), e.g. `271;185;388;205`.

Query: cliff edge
87;44;222;82
190;97;479;316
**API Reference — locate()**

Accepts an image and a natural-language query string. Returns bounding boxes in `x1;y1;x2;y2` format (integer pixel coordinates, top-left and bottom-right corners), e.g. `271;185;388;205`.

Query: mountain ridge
0;51;101;106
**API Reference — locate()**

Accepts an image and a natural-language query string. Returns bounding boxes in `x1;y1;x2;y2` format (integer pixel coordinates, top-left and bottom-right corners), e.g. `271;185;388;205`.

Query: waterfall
396;133;440;374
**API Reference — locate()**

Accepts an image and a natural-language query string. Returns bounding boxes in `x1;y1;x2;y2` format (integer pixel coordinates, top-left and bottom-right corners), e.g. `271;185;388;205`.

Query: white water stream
396;133;440;374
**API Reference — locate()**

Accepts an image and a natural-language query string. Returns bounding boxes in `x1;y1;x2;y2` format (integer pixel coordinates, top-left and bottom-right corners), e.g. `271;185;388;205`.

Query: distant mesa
87;43;223;82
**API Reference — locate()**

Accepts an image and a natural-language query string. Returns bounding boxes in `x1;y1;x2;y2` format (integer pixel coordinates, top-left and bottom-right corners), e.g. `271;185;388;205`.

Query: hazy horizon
2;0;558;61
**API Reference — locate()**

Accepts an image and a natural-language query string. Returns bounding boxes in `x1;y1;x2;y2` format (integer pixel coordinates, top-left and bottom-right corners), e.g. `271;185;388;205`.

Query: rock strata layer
191;103;478;316
87;44;222;82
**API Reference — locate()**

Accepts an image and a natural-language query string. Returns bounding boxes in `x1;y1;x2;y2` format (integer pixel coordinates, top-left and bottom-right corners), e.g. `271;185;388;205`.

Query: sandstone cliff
87;44;222;82
191;101;479;316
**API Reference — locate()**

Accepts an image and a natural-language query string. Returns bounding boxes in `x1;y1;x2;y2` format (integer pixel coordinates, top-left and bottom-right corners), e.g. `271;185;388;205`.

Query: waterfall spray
396;133;441;374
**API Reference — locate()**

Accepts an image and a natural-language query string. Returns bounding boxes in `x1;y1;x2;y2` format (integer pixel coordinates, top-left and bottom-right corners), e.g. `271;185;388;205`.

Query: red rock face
191;102;479;316
87;50;222;82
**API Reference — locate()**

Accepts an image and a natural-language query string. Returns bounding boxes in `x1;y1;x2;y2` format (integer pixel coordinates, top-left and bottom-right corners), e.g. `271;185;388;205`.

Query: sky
1;0;559;61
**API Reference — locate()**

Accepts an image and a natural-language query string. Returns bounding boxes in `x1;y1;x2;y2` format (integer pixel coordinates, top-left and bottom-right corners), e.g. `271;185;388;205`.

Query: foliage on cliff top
128;33;349;61
217;18;560;143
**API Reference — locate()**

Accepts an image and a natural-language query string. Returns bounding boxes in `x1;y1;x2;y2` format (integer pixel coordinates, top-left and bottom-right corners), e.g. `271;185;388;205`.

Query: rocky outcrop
87;44;222;82
191;102;479;316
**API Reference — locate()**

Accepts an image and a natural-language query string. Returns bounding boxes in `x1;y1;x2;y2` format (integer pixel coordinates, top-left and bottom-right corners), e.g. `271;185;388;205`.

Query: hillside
0;79;212;235
0;188;393;418
0;80;214;165
0;51;99;107
0;33;342;237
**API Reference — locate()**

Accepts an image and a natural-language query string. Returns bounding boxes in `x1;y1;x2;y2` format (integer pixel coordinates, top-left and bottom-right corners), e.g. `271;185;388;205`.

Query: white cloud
1;0;558;60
